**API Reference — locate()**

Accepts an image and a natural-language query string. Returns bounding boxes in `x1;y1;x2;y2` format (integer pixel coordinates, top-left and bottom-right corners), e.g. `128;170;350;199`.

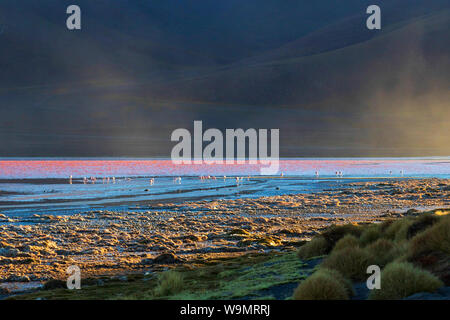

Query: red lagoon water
0;158;449;179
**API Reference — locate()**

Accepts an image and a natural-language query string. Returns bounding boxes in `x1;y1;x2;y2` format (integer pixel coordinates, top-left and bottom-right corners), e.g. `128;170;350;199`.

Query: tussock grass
295;210;449;300
406;214;440;239
369;262;443;300
409;215;450;258
297;236;328;260
360;225;382;246
384;218;415;241
333;234;360;251
378;219;395;233
321;224;363;251
321;246;371;281
365;238;401;267
293;268;352;300
154;271;184;297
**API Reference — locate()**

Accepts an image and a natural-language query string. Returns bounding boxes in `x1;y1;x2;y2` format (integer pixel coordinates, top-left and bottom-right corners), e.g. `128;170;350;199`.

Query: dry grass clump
369;262;443;300
297;236;328;260
293;268;353;300
154;271;184;297
321;246;372;281
295;212;449;300
406;214;440;239
409;215;450;258
384;218;414;241
378;219;394;233
360;225;382;246
321;224;363;251
333;234;360;251
365;238;402;267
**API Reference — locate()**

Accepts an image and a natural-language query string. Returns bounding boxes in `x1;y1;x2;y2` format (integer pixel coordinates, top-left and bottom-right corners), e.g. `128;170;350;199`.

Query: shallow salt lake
0;176;346;212
0;157;448;215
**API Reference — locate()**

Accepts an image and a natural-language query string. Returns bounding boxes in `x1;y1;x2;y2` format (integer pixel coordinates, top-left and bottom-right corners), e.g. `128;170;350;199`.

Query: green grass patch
11;251;311;300
154;271;184;297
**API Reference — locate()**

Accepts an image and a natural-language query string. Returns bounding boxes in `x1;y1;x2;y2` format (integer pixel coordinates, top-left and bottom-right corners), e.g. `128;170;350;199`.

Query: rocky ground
0;178;448;294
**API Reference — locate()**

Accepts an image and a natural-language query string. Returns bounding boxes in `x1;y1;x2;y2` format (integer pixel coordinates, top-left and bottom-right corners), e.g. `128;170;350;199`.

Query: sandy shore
0;178;448;291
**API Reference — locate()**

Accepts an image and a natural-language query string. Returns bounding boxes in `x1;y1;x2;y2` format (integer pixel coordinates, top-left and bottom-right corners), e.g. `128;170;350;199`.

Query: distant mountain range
0;0;449;157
